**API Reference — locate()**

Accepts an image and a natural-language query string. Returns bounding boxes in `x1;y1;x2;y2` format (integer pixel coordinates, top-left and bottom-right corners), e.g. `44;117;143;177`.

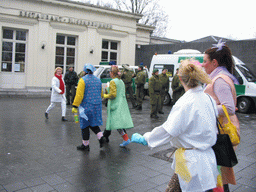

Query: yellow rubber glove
72;107;78;114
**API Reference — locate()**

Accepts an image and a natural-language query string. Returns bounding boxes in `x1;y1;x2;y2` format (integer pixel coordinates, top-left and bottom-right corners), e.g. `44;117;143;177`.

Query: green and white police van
94;63;149;95
149;49;256;113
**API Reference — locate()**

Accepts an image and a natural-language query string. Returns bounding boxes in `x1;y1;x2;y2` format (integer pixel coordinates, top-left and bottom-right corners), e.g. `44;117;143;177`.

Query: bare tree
113;0;168;37
70;0;168;37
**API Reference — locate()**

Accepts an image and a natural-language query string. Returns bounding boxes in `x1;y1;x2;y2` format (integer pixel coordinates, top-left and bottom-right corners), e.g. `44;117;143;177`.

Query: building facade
0;0;153;90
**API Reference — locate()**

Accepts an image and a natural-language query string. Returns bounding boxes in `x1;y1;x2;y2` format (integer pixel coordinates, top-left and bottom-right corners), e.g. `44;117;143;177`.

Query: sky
71;0;256;42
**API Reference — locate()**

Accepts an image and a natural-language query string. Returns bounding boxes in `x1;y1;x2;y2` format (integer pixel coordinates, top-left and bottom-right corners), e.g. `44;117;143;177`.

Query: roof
189;35;233;43
39;0;143;20
150;36;185;44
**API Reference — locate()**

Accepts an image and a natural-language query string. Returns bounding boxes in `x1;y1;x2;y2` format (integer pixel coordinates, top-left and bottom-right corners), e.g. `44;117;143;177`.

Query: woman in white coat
45;67;67;121
131;59;219;192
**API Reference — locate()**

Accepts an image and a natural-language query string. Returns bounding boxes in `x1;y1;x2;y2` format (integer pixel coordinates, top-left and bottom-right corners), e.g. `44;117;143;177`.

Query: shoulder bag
219;105;240;146
207;95;238;167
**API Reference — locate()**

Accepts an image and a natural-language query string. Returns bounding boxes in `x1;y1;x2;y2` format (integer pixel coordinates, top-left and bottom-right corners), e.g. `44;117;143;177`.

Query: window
101;40;119;64
154;64;174;77
1;29;27;72
55;34;77;72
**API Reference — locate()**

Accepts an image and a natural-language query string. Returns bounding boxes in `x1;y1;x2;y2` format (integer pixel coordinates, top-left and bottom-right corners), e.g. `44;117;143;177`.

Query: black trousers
103;129;126;138
81;126;101;140
66;84;76;104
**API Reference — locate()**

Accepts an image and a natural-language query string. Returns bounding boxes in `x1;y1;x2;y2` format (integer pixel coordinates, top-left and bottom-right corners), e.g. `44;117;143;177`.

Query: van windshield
236;65;256;82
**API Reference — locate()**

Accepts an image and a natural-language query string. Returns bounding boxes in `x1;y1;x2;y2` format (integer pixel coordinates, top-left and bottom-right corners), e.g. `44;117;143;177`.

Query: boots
99;137;106;148
77;144;90;151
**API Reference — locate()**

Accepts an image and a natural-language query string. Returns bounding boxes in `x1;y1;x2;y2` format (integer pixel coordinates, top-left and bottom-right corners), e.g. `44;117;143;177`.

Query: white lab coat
144;86;219;192
50;76;66;103
45;76;66;117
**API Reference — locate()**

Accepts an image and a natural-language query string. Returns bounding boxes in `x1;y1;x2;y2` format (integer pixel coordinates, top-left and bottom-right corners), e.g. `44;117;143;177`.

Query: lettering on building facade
20;11;112;29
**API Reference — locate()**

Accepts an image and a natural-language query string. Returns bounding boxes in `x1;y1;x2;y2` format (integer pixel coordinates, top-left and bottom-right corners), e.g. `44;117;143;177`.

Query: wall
136;40;256;75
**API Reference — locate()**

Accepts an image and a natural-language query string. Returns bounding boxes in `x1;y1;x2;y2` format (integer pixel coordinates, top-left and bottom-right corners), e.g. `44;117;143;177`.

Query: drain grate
150;147;176;162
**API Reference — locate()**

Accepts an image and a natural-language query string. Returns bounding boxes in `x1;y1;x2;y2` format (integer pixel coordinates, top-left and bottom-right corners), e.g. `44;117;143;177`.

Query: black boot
103;130;111;143
223;184;230;192
77;144;90;151
150;114;159;119
99;137;106;148
62;117;68;121
45;112;48;119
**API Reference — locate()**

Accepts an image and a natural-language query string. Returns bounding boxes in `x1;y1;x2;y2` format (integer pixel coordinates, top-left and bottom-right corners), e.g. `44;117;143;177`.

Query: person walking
148;69;162;119
135;65;146;110
64;66;78;105
131;59;219;192
121;64;137;108
103;65;134;147
171;68;185;105
159;68;170;113
72;64;106;151
203;39;240;192
45;67;68;121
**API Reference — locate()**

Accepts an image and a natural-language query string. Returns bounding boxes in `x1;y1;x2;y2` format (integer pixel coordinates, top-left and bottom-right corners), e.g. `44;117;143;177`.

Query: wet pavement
0;96;256;192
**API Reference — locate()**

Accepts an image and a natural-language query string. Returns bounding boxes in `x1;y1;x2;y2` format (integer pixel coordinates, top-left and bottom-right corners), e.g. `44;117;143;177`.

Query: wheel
163;93;171;105
237;97;251;113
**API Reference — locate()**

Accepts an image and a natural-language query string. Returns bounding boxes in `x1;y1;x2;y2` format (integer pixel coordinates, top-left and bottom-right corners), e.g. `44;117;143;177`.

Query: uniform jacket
159;73;169;92
149;74;162;105
50;76;66;103
135;70;146;87
121;69;134;84
64;70;78;85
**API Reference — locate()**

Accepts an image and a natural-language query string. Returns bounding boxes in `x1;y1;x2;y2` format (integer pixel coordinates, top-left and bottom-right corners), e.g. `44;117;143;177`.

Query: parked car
93;64;149;96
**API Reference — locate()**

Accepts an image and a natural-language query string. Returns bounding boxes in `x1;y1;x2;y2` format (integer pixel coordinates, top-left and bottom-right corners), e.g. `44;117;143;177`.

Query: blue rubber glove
131;133;148;146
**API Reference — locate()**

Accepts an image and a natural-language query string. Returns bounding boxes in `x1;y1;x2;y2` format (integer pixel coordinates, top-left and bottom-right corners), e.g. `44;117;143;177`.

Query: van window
233;68;243;85
100;68;111;79
153;64;174;77
236;65;256;82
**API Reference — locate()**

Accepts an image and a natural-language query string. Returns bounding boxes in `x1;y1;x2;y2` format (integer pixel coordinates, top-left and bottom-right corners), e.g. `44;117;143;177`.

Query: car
93;64;149;95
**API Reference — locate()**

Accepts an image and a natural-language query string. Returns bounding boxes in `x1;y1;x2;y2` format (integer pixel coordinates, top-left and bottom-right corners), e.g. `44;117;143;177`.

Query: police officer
64;66;78;105
121;64;137;108
149;69;162;119
159;68;170;114
135;65;146;110
171;68;185;105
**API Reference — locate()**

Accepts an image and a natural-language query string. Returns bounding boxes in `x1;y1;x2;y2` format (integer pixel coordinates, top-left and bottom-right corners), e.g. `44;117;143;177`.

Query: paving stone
0;98;256;192
3;182;27;192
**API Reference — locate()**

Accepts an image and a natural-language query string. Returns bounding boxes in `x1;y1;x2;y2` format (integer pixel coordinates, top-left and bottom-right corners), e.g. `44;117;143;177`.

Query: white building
0;0;154;91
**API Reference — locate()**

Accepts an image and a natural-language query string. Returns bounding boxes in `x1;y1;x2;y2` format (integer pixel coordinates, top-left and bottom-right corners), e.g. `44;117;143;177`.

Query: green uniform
171;74;185;104
121;69;137;108
159;73;170;110
135;70;146;108
149;74;162;117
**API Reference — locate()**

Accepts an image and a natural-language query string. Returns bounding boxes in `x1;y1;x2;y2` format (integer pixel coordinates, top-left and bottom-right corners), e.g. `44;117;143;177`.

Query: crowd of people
44;40;240;192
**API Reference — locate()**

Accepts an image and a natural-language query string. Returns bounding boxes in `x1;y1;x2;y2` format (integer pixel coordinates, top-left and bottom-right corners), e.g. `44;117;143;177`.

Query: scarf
55;74;65;94
209;66;239;84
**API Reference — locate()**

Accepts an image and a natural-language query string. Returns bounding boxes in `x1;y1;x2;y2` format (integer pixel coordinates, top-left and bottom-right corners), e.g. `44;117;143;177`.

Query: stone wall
136;40;256;75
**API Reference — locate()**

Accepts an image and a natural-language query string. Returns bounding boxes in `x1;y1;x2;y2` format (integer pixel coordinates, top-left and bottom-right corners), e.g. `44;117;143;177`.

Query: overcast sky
71;0;256;42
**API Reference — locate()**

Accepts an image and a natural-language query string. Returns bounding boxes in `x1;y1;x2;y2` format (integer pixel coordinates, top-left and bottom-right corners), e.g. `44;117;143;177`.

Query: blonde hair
179;59;212;88
54;67;63;75
110;65;121;79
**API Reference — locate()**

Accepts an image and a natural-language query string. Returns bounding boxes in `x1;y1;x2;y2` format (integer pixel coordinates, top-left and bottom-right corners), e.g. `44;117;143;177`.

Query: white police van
149;49;256;113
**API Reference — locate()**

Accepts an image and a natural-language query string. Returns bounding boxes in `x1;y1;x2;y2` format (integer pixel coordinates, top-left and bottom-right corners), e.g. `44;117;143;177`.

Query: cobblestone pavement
0;96;256;192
